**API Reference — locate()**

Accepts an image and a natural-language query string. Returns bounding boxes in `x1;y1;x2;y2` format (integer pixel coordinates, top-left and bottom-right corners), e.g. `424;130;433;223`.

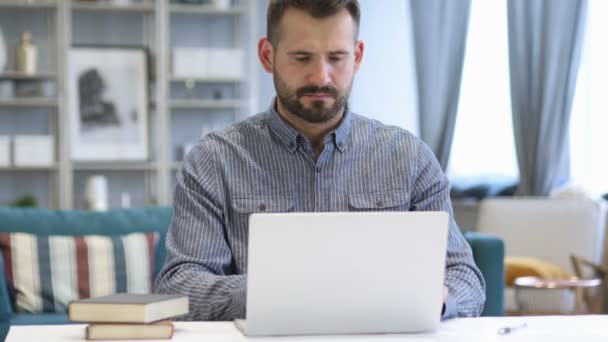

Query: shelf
71;0;155;13
0;98;58;108
169;4;243;15
0;165;57;172
170;99;241;109
0;72;57;80
170;76;243;84
0;0;57;9
73;161;156;171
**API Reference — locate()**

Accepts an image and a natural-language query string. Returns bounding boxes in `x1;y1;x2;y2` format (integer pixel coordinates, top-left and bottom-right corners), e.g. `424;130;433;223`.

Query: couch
0;206;173;327
0;206;504;330
476;197;607;314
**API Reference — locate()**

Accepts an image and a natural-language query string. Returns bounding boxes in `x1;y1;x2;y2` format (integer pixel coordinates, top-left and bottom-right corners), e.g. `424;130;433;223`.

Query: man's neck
276;101;344;156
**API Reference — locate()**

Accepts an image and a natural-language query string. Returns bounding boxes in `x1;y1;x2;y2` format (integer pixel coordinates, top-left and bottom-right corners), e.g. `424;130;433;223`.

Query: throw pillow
505;256;573;286
0;232;158;313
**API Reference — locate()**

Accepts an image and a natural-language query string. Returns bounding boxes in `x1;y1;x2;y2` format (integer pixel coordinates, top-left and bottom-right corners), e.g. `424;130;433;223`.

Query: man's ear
354;40;364;73
258;37;274;73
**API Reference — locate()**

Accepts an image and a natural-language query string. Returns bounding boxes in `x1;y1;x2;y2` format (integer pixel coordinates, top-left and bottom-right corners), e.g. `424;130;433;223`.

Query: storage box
13;135;54;167
173;48;208;78
206;48;243;79
172;47;243;79
0;136;10;166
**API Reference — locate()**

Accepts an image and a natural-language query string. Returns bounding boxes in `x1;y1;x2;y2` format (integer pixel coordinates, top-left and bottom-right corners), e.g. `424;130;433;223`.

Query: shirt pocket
229;196;294;231
348;190;410;212
231;196;294;214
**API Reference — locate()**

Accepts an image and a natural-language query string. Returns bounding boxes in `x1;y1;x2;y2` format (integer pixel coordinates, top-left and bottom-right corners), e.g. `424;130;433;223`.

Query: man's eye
295;56;310;62
329;56;343;62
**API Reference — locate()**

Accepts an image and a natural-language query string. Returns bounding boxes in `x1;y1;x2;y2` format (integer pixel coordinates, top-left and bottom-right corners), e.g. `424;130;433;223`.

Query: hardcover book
69;293;188;323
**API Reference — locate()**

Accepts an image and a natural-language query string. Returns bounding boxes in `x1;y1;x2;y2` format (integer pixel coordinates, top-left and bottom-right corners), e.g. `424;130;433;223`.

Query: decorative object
17;31;38;75
0;135;10;166
68;47;148;161
0;25;6;72
0;80;14;98
15;80;42;97
212;0;231;10
184;78;196;99
84;175;109;211
120;192;131;208
10;194;37;207
112;0;132;6
13;135;54;167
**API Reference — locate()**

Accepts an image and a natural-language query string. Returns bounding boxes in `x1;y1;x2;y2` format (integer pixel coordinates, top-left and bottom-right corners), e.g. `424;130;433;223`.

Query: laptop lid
241;211;449;336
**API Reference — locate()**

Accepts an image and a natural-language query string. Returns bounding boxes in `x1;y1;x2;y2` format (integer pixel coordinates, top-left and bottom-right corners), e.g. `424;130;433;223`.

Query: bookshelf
0;0;257;209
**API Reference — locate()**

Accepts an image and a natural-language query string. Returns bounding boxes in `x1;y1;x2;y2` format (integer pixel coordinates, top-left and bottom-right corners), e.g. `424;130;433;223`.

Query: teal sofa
0;206;173;329
0;207;503;333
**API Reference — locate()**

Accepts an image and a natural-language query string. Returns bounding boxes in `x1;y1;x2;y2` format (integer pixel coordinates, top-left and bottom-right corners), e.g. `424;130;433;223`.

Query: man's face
261;8;364;124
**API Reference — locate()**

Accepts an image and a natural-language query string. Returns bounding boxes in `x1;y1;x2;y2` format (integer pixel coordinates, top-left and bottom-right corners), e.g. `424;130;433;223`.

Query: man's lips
301;93;332;99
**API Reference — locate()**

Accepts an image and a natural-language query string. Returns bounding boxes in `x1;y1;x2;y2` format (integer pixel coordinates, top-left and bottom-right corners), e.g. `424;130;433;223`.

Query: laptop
235;211;449;336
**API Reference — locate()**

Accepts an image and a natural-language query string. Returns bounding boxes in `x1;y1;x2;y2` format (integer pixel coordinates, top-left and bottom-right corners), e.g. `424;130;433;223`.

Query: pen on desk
497;322;527;335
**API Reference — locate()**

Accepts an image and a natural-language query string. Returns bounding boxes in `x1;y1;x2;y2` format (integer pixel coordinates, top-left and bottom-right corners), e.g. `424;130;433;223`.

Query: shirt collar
266;98;352;153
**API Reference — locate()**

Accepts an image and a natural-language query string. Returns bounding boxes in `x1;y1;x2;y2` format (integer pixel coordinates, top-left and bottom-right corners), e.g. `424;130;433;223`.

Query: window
447;0;519;187
569;0;608;198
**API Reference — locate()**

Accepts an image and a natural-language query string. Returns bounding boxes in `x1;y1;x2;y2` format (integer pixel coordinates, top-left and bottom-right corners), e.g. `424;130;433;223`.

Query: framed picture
68;46;149;161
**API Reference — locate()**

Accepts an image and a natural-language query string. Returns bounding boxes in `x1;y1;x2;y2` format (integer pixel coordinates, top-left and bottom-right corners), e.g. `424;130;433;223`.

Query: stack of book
68;293;189;340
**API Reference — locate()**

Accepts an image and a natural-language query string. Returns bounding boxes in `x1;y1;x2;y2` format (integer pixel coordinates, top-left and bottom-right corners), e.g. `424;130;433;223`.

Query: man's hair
267;0;361;47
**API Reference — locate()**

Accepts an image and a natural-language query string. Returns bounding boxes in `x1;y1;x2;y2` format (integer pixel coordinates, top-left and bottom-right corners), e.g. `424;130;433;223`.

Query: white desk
6;316;608;342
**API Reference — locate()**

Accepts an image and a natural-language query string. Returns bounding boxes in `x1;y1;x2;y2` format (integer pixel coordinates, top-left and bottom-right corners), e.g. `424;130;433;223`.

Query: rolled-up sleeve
411;141;486;318
154;138;246;321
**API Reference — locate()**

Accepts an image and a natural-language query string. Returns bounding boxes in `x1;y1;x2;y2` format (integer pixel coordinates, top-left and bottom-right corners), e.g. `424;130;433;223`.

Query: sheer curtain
569;0;608;198
448;0;518;186
410;0;471;171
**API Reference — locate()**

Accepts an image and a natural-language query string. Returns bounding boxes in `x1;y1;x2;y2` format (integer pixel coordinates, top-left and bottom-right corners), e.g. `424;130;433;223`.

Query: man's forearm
155;264;246;321
444;263;485;317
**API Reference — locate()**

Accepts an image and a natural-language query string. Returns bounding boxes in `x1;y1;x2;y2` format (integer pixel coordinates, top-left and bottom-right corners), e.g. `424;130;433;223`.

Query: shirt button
338;142;344;149
315;166;321;173
258;203;266;212
376;200;384;207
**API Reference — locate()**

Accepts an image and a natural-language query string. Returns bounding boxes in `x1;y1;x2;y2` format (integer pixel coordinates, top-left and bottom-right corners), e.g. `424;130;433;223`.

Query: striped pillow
0;232;158;314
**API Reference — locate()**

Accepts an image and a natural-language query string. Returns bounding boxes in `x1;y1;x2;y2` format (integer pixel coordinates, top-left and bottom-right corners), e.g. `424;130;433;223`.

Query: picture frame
68;46;149;161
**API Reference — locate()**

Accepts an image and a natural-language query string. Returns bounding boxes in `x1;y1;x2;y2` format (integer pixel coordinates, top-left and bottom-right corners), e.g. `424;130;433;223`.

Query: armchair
476;197;607;314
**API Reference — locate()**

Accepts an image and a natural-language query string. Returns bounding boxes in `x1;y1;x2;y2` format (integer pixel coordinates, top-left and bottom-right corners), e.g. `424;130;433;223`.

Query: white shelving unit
0;0;256;209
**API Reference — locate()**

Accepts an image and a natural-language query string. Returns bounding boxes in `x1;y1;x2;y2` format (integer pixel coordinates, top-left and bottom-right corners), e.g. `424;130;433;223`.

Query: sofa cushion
0;207;173;279
10;313;74;325
0;232;158;314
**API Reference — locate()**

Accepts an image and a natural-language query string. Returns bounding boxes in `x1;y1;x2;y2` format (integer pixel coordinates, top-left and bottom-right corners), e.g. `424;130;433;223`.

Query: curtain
409;0;472;170
508;0;587;195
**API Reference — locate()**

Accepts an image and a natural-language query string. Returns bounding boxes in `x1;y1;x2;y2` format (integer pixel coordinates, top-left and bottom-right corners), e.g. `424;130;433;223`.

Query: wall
254;0;420;136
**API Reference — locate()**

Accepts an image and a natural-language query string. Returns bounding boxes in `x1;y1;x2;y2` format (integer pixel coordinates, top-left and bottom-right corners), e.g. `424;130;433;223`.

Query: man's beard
273;72;351;124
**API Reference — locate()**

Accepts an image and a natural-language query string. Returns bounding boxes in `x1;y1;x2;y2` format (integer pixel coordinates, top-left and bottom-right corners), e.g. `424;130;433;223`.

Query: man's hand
441;286;449;317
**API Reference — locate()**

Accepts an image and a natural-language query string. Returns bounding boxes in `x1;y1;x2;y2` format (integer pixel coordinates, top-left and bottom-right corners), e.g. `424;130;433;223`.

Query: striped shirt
155;101;486;320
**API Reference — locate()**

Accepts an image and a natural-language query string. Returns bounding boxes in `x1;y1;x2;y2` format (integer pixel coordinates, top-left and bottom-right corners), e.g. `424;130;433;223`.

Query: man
155;0;485;320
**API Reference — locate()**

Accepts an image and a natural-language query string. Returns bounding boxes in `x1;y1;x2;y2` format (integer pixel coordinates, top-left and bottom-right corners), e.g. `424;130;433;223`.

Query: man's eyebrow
287;50;351;56
287;51;313;56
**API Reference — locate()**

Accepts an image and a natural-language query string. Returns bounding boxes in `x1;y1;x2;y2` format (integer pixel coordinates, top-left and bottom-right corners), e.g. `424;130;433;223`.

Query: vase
0;26;7;72
85;175;109;211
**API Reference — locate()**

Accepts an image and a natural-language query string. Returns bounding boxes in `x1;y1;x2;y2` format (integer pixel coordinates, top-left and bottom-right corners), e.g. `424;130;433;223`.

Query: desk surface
6;315;608;342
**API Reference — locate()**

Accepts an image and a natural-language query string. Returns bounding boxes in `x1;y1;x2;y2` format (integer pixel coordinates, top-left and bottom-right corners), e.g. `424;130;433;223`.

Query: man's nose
308;60;331;86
